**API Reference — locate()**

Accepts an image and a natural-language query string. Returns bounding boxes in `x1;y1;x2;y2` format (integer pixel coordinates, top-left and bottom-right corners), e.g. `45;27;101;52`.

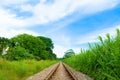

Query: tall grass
64;29;120;80
0;59;57;80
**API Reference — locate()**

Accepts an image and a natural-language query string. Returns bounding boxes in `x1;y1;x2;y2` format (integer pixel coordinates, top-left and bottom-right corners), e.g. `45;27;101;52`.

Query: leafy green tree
63;49;75;58
1;34;56;60
4;46;34;60
10;34;46;60
37;36;56;59
37;36;54;49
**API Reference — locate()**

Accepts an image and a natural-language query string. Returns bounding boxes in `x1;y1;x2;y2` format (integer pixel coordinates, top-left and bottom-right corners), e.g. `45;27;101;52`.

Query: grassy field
64;29;120;80
0;59;57;80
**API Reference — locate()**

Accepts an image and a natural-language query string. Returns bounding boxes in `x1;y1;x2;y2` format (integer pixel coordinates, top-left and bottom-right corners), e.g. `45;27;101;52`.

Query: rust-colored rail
62;63;78;80
44;62;60;80
44;62;78;80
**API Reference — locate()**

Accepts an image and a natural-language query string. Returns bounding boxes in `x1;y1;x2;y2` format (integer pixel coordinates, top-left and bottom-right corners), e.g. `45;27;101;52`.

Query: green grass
0;59;57;80
64;29;120;80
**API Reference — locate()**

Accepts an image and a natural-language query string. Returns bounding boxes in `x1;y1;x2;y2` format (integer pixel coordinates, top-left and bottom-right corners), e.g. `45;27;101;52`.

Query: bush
3;46;34;60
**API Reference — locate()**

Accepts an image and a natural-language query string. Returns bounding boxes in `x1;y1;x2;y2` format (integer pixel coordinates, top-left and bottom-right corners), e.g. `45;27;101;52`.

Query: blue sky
0;0;120;58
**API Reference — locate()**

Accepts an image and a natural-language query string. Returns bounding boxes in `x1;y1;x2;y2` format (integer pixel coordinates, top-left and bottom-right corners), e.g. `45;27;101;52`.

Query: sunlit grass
0;58;57;80
64;29;120;80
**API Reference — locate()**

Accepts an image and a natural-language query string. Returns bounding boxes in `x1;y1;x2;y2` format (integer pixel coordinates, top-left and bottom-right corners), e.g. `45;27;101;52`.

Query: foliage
63;49;75;58
3;46;34;61
10;34;46;60
64;29;120;80
37;36;56;59
1;34;56;60
37;36;54;49
0;58;57;80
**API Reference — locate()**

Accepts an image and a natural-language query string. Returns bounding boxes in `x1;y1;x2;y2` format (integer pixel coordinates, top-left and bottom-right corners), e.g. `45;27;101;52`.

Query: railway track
44;62;78;80
27;62;92;80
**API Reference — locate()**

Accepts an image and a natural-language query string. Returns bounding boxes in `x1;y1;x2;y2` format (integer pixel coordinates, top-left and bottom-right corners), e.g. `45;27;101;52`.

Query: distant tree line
63;49;75;58
0;34;56;60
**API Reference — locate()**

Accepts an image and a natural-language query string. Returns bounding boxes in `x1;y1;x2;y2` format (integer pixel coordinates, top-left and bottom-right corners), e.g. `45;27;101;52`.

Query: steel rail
44;62;60;80
44;62;78;80
62;62;78;80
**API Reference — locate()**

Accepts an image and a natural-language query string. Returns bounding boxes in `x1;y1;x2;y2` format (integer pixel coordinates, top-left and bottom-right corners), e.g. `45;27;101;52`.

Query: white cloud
53;45;68;58
0;0;119;27
0;0;29;6
0;8;27;28
24;0;120;25
51;34;72;58
76;25;120;45
50;33;71;47
82;0;120;14
0;8;41;38
0;28;40;38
